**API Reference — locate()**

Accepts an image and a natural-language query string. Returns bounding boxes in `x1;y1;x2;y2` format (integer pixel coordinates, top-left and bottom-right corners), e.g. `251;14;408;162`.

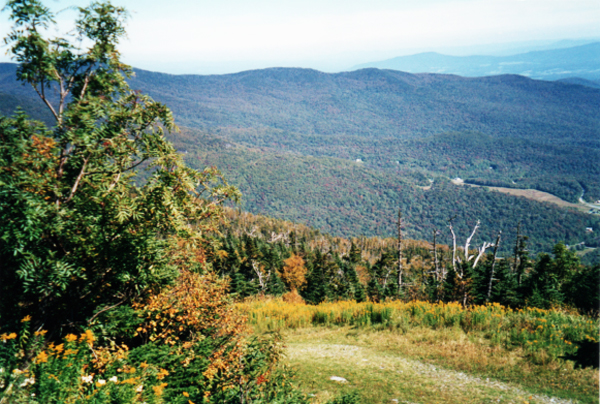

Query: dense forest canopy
2;56;599;258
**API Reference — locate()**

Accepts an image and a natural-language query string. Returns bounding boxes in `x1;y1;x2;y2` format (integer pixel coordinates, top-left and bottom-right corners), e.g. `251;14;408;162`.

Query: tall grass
239;299;599;363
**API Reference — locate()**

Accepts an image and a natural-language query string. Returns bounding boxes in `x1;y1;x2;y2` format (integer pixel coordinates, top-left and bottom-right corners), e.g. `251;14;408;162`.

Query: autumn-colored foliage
281;254;307;292
132;270;249;385
134;270;247;345
282;289;305;304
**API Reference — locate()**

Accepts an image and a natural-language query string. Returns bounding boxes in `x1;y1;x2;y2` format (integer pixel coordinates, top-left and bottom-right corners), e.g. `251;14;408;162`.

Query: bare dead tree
472;241;493;269
251;260;267;291
448;216;458;273
485;231;502;302
512;222;521;274
245;225;259;238
267;231;290;245
397;208;404;289
449;219;493;278
432;228;440;282
464;221;481;263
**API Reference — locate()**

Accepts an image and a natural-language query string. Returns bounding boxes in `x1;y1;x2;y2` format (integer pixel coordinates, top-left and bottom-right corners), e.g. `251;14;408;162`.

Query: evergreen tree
266;270;286;296
367;278;384;303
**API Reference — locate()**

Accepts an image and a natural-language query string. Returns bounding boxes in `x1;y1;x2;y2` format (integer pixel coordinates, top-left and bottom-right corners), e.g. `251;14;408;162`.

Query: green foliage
174;128;600;256
326;391;362;404
0;0;238;336
208;211;599;313
564;264;600;314
0;2;309;403
0;323;166;404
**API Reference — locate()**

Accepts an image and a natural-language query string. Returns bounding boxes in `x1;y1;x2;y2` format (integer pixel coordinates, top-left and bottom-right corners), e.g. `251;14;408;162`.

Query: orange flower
35;351;49;363
1;333;17;341
21;315;31;322
80;330;95;345
152;382;167;396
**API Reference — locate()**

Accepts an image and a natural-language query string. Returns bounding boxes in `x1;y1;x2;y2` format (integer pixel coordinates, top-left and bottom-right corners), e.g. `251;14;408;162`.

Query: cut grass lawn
282;327;599;404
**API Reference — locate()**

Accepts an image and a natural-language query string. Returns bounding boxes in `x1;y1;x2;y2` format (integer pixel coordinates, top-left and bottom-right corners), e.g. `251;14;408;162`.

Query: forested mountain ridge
3;61;598;146
124;66;600;145
123;64;599;204
1;61;598;256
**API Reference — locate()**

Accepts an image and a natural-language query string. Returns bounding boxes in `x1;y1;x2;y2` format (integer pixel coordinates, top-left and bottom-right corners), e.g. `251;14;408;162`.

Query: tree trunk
397;208;403;289
486;231;502;302
432;229;440;282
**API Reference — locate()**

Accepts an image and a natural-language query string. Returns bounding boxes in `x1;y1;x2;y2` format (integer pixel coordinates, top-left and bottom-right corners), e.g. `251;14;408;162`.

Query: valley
1;61;599;257
1;4;598;404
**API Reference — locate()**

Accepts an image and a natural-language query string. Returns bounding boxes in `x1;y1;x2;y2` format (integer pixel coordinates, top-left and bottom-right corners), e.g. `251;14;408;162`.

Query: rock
329;376;348;383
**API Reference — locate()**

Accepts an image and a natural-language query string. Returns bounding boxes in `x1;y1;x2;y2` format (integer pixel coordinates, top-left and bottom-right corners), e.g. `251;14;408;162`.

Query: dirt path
286;342;577;404
579;189;600;210
283;326;590;404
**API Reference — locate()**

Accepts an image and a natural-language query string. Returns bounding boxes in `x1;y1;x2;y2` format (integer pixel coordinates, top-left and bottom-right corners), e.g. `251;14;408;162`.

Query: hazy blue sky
1;0;599;74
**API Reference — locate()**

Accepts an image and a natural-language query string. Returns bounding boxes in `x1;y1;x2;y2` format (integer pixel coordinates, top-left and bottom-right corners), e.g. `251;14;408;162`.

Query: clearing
450;181;589;213
283;327;597;404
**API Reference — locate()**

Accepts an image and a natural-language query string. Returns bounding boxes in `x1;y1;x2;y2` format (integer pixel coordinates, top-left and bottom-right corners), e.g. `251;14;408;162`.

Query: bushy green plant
1;321;168;403
0;0;239;336
325;391;362;404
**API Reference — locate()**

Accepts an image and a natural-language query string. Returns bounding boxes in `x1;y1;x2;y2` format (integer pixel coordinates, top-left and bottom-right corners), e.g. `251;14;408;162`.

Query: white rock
329;376;348;383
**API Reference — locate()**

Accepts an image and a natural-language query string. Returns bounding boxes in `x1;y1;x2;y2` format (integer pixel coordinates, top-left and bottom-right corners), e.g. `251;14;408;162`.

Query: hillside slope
2;63;598;252
122;67;600;146
173;129;600;254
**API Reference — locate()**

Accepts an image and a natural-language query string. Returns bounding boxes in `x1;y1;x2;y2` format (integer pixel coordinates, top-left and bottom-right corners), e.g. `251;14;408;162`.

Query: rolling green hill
123;67;600;146
0;92;54;125
172;128;600;255
2;62;598;255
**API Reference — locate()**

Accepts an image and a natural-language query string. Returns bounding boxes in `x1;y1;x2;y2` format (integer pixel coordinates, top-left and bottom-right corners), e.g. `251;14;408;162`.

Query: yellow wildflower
21;315;31;322
152;382;168;396
35;351;49;364
1;333;17;341
65;334;77;343
84;330;95;345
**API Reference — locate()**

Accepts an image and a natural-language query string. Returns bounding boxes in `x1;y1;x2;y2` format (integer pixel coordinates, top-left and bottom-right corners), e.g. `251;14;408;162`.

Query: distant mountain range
352;43;600;81
1;62;599;253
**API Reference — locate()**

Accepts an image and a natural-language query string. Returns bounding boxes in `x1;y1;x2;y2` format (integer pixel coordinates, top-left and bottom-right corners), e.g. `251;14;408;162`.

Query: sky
1;0;599;74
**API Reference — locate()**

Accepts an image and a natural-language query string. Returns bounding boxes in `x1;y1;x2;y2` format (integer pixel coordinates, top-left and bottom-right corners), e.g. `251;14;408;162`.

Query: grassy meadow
239;299;599;404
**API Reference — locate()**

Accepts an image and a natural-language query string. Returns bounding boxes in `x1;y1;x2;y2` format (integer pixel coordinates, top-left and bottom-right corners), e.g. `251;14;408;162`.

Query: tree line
209;210;599;313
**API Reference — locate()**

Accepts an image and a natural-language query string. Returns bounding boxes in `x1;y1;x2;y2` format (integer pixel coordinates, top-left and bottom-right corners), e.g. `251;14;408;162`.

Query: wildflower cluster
241;298;599;363
1;321;168;403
